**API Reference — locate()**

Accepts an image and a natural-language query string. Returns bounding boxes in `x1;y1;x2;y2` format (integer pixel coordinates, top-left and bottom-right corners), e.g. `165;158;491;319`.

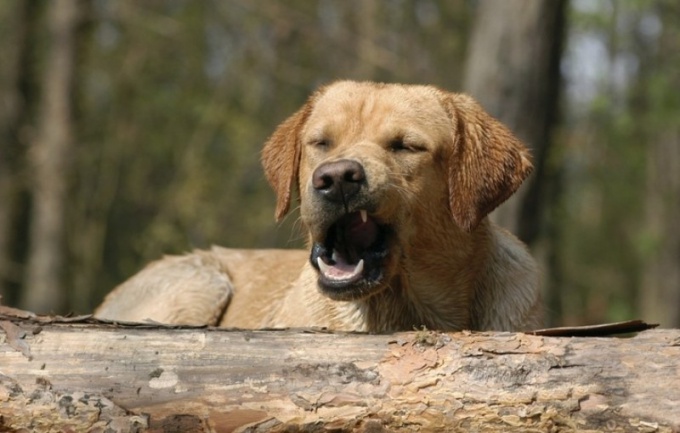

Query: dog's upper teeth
353;259;364;276
332;250;338;263
360;210;368;223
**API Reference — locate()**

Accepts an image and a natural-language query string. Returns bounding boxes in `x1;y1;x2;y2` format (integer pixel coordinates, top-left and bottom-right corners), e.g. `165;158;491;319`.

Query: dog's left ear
441;93;533;232
261;102;312;221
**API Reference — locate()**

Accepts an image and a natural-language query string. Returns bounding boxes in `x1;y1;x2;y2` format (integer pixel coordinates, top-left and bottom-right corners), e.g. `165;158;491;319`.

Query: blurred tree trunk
0;1;25;300
0;1;39;303
66;0;98;314
21;0;79;313
463;0;566;246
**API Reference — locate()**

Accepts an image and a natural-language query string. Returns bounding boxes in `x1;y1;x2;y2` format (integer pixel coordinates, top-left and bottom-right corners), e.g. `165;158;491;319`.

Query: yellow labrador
95;81;542;332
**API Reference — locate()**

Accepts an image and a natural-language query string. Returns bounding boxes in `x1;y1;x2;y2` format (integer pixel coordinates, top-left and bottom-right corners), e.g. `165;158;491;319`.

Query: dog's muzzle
308;159;392;300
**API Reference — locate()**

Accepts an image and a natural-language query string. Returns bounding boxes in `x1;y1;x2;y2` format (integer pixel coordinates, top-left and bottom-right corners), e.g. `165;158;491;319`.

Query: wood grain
1;313;679;432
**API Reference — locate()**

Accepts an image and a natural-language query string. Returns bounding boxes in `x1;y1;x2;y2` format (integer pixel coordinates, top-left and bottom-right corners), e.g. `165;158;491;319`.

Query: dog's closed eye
388;136;427;153
308;138;331;148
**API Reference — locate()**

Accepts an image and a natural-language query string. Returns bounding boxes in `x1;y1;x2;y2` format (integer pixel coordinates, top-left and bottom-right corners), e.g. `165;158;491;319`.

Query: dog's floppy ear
441;93;533;232
261;102;313;221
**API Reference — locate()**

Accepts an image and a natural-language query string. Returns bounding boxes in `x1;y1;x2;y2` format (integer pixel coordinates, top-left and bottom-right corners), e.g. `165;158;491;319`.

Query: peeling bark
0;313;678;433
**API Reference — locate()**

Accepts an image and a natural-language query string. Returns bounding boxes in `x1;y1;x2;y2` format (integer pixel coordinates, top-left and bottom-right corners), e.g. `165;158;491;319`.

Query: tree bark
463;0;566;246
1;312;678;433
22;0;79;313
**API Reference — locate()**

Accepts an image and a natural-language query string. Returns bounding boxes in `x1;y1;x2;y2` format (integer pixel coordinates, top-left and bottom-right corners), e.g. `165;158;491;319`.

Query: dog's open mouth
310;210;390;300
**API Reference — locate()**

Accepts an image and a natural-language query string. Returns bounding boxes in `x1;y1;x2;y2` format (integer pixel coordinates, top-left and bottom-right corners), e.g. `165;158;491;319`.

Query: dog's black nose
312;159;366;203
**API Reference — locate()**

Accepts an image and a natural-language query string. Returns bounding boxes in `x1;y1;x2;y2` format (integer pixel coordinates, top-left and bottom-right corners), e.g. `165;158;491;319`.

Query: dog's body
95;81;542;332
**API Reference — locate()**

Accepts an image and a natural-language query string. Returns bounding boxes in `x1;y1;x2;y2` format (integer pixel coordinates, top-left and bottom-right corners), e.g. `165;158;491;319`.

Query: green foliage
556;0;680;325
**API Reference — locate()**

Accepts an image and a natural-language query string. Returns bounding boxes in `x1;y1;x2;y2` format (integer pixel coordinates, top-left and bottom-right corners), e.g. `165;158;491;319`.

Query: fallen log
0;311;678;433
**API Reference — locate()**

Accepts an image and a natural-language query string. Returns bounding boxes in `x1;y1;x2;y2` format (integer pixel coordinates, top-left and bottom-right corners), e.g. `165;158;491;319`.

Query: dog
95;81;542;332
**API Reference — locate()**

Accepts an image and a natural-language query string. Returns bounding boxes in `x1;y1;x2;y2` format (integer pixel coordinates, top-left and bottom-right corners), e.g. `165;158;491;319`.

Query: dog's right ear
261;102;312;221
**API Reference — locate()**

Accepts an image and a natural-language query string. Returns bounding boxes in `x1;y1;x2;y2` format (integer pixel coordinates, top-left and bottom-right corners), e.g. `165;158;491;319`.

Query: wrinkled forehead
304;82;452;140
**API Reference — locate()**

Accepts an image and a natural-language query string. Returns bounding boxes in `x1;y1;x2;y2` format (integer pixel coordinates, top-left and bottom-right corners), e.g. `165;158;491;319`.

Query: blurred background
0;0;678;328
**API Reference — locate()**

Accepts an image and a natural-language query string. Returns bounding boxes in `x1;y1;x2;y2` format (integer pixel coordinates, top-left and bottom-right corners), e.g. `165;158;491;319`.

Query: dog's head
262;81;532;301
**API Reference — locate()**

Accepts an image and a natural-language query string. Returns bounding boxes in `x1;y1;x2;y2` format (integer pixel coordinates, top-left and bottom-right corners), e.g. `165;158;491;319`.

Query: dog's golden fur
95;81;542;332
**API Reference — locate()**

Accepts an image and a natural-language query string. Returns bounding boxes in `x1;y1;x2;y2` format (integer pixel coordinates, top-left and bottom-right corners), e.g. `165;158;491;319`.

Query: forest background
0;0;678;328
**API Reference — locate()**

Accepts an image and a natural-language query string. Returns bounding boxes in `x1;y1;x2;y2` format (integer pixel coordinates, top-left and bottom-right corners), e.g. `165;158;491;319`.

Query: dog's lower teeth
317;257;364;281
317;257;331;275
